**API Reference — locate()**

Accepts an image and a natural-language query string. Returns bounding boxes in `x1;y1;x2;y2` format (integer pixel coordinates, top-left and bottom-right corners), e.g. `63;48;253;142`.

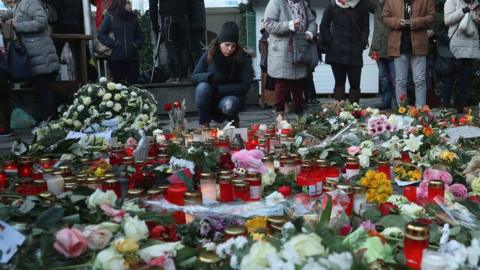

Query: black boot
349;89;360;104
333;87;345;101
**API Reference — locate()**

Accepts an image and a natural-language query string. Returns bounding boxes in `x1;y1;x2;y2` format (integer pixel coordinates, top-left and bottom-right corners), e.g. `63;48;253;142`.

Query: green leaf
39;232;58;265
377;215;412;229
320;195;332;226
362;207;382;223
34;207;65;230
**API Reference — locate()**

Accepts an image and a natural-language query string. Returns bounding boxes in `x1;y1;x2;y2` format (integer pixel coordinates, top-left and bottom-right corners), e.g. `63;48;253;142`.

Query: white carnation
99;77;108;83
114;94;122;101
107;82;116;90
77;105;85;112
97;89;106;97
113;103;122;112
106;101;114;108
103;93;113;101
82;96;92;106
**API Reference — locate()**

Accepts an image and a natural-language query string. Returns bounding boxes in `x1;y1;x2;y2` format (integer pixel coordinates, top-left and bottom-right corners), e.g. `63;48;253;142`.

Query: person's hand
463;6;471;13
400;19;410;29
293;19;301;30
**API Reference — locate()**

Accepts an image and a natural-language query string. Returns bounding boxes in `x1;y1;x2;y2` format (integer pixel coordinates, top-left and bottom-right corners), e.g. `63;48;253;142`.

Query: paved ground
0;97;382;155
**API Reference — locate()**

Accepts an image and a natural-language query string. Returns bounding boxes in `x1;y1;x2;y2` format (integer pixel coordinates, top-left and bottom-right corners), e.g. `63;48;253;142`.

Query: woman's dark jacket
191;50;253;103
320;0;370;67
98;14;144;62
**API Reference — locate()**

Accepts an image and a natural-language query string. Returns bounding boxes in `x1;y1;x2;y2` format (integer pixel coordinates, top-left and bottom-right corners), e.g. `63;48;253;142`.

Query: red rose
173;101;181;108
468;195;480;204
379;202;398;216
340;224;352;236
149;225;167;239
400;94;406;101
164;103;173;112
352;110;362;119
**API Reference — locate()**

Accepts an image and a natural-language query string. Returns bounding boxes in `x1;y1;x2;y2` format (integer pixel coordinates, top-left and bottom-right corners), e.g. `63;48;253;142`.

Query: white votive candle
200;180;217;204
421;251;447;270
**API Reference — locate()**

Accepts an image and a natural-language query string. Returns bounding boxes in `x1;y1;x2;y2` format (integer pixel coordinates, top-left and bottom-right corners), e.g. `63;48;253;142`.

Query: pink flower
423;168;453;185
126;137;138;146
148;256;175;270
348;146;361;156
361;220;376;231
53;228;88;258
416;180;430;201
448;184;468;200
83;225;113;250
101;204;128;222
376;125;386;134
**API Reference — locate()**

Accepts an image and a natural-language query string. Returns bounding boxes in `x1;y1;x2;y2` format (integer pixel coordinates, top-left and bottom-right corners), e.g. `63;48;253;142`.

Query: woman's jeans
195;82;242;125
377;58;395;108
442;58;474;107
394;54;426;107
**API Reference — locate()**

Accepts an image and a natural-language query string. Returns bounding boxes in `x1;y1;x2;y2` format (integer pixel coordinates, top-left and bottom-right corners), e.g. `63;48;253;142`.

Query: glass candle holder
219;175;234;203
337;183;354;216
87;177;99;190
3;160;17;174
104;179;121;197
377;160;391;180
428;180;445;203
247;177;261;201
18;156;34;178
38;157;53;170
124;144;136;157
16;178;34;195
421;250;447;270
353;185;367;215
297;164;316;197
404;186;418;203
345;157;360;181
217;135;230;153
200;173;217;204
166;183;187;224
46;171;65;195
0;169;7;190
147;137;159;157
404;222;430;270
34;179;48;194
109;145;125;166
233;181;249;202
184;191;202;224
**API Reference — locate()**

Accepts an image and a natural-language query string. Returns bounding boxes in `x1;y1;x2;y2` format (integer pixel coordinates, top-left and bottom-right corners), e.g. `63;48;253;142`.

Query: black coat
47;0;83;34
320;0;370;67
98;14;144;62
191;51;253;103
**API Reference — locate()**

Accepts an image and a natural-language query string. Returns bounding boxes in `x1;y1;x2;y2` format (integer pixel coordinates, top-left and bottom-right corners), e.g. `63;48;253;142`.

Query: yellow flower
366;193;374;203
360;177;369;186
245;217;267;234
439;151;457;162
115;238;139;253
398;107;407;114
252;232;266;241
370;179;379;188
94;167;106;177
366;170;377;180
375;172;387;182
411;171;421;180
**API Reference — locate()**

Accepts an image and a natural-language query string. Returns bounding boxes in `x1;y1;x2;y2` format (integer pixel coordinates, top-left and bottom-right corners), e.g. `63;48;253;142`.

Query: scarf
285;0;307;32
213;50;241;83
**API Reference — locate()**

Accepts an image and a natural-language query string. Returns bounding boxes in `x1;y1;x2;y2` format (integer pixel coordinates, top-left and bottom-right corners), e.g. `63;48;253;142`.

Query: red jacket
94;0;112;29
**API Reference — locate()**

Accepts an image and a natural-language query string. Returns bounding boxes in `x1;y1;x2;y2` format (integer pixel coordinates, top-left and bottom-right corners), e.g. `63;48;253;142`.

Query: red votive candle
337;183;354;216
401;152;411;163
377;160;391;180
124;144;135;157
403;186;417;203
0;169;7;190
18;158;34;178
428;180;445;203
233;181;249;202
166;183;187;224
219;175;234;202
247;177;261;201
278;185;292;197
404;222;429;270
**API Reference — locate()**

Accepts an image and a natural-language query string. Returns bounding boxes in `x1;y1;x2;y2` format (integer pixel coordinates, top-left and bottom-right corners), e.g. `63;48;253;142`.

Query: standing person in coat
189;0;206;66
369;0;395;109
192;22;252;128
382;0;435;107
320;0;370;104
98;0;144;85
0;0;60;122
443;0;480;113
263;0;317;114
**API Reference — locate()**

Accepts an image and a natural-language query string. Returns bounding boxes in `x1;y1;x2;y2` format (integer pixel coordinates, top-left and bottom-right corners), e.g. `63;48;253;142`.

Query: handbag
94;15;115;57
435;25;460;77
289;0;318;68
7;24;31;82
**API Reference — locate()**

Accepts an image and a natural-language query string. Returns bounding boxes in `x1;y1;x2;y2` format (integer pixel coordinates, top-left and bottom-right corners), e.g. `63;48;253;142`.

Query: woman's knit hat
218;21;239;44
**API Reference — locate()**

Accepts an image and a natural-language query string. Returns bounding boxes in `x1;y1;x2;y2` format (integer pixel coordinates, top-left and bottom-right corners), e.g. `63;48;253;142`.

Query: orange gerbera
421;105;431;113
408;106;419;117
423;126;433;137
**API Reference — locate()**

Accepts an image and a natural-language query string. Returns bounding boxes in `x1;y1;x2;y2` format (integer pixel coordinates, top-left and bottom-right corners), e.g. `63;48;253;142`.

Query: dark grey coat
0;0;60;76
320;0;370;67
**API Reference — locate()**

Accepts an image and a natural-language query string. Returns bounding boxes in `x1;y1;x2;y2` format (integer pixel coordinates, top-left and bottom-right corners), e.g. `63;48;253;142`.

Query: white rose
50;123;60;129
77;105;85;112
114;94;122;101
99;77;108;83
121;91;128;97
140;114;149;121
107;82;116;90
97;89;106;97
152;129;163;137
103;93;113;101
133;121;144;130
82;97;92;106
281;233;326;261
64;119;73;125
143;104;150;110
86;189;117;210
99;222;121;234
93;248;125;270
115;83;123;90
130;92;137;97
83;225;113;250
73;120;82;128
137;242;181;262
113;103;122;112
122;216;149;241
358;154;370;168
240;241;277;270
87;86;93;93
106;101;114;108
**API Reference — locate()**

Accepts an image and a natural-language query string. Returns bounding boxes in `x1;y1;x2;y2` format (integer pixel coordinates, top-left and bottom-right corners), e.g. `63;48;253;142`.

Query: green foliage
238;3;254;48
263;171;300;196
138;13;154;72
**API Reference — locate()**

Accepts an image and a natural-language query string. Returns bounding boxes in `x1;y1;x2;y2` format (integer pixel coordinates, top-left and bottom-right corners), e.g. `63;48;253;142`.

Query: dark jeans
32;72;57;122
275;78;304;112
377;58;395;108
331;64;362;89
162;15;191;78
108;60;140;85
303;71;316;101
443;58;474;107
0;77;11;128
195;82;242;125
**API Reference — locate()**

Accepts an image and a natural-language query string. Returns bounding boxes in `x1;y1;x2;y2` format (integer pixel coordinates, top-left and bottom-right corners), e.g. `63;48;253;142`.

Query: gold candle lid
262;156;273;163
353;185;367;194
316;159;328;167
38;191;54;200
377;159;390;166
219;175;232;183
77;172;88;178
53;170;64;176
429;180;445;188
38;157;51;164
105;179;118;185
218;170;232;177
111;144;124;152
157;185;169;194
198;251;221;264
347;156;359;163
127;188;144;197
63;176;76;183
147;136;155;145
233;181;248;188
18;156;33;163
200;172;213;179
122;157;134;165
3;160;15;166
147;188;162;196
184;191;202;203
225;225;246;236
267;216;288;225
59;165;71;172
33;179;46;186
301;164;312;170
405;222;429;241
87;177;98;182
104;173;115;179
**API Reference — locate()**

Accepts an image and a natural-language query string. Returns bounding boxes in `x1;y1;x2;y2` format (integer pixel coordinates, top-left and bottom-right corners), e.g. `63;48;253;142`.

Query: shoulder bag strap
345;8;369;48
